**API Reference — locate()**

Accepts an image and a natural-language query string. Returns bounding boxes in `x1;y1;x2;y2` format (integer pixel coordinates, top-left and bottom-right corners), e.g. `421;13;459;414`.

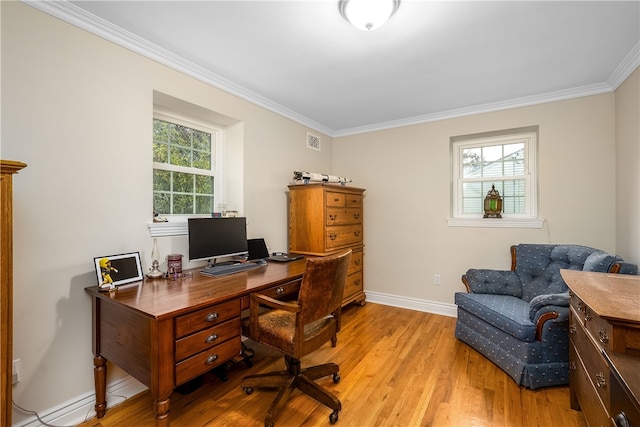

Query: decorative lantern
483;184;503;218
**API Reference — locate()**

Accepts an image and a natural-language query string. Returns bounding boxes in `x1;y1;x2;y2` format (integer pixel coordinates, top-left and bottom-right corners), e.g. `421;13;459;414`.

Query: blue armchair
455;244;637;390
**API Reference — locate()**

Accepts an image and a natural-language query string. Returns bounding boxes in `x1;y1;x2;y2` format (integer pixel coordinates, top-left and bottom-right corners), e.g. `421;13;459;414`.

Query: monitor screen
188;217;248;262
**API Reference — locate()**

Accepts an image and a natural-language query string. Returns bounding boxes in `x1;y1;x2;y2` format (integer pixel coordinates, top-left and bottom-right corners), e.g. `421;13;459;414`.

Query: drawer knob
598;330;609;344
595;372;607;388
205;333;219;344
570;361;577;371
334;198;340;203
206;354;219;365
276;287;285;295
577;302;584;312
205;312;219;322
329;233;337;240
614;412;630;427
584;309;592;322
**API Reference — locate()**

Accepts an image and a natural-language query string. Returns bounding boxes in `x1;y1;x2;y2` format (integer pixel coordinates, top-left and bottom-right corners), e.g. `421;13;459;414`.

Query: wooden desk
85;259;307;426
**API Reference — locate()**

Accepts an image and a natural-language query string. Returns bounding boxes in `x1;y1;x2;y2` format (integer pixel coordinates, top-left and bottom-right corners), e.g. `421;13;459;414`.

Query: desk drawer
326;225;362;249
175;336;241;385
175;299;240;338
175;318;240;362
260;279;301;300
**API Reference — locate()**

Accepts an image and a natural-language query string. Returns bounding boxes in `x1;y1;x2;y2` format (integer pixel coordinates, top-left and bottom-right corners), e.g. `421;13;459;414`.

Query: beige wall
615;68;640;262
2;2;333;420
333;94;620;303
2;0;638;423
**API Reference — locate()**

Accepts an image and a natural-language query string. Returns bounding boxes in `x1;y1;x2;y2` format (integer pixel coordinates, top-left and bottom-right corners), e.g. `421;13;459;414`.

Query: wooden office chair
241;249;352;427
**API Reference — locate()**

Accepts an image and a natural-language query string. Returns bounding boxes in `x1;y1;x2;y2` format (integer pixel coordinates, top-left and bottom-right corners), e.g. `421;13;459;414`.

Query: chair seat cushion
255;310;335;355
455;292;536;342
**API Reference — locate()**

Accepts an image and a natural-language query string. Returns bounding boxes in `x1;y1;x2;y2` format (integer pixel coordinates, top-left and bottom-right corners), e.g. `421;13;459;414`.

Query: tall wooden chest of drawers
561;270;640;427
288;183;366;307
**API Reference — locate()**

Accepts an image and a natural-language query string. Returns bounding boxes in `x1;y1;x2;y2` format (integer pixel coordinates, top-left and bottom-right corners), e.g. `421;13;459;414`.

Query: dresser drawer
349;250;363;274
584;306;613;352
175;336;241;385
345;193;362;207
570;344;611;427
326;192;346;207
326;225;362;249
326;207;362;226
571;308;610;411
344;270;363;300
175;317;240;362
175;299;240;338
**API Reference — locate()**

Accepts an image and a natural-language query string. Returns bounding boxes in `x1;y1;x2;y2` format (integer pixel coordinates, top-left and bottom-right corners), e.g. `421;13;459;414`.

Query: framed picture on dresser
93;252;143;289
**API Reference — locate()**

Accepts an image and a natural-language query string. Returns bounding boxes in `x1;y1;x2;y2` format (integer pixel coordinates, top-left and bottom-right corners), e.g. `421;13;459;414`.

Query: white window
449;127;543;228
153;112;222;216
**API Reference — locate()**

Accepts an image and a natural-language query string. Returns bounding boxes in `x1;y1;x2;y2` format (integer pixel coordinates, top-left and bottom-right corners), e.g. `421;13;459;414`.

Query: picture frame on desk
94;252;143;290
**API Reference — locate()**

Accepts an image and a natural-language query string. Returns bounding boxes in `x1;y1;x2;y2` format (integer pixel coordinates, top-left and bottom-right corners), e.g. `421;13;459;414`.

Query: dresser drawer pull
334;197;340;203
595;372;607;388
353;213;360;219
205;312;219;322
569;325;577;334
276;287;285;295
206;354;219;365
205;333;219;344
329;214;337;221
329;233;337;240
354;259;361;266
353;231;360;237
584;309;592;322
570;361;577;371
598;330;609;344
577;301;584;312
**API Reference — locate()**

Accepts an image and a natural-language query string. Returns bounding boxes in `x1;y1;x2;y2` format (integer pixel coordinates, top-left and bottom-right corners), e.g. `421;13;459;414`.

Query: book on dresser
560;269;640;427
288;183;366;307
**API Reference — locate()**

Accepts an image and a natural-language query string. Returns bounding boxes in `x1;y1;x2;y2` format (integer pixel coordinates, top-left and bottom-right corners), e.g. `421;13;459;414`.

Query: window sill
148;221;188;237
447;217;545;228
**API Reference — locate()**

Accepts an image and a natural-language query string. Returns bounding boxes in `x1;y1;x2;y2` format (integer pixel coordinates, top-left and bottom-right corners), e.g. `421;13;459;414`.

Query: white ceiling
33;1;640;136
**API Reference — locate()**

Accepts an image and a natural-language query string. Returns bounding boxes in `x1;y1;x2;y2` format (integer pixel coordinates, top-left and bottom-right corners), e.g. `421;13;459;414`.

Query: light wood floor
77;303;588;427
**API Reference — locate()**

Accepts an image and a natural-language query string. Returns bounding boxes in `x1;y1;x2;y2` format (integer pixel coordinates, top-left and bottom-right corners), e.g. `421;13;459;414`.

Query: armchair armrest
528;292;570;341
610;261;638;275
461;269;522;297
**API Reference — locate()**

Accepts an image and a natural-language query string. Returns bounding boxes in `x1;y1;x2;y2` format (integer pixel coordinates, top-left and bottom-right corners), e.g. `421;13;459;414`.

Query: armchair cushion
463;269;521;297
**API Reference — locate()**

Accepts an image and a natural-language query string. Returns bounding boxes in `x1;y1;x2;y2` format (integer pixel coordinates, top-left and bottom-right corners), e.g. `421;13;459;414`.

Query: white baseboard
17;293;455;426
16;376;147;427
364;291;458;318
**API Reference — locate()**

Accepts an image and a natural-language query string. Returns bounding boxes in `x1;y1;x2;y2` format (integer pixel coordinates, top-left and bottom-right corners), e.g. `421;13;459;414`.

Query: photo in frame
94;252;143;290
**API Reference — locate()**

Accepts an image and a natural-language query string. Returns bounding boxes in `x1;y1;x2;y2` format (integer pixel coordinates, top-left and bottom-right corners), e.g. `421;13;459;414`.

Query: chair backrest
297;249;352;328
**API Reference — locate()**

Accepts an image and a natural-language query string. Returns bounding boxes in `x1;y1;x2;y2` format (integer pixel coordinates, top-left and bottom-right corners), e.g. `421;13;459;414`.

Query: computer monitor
188;217;248;263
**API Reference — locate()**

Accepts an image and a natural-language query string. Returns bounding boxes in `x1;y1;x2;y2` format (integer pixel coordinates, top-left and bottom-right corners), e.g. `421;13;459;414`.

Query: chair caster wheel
333;373;340;383
243;387;253;395
329;410;339;424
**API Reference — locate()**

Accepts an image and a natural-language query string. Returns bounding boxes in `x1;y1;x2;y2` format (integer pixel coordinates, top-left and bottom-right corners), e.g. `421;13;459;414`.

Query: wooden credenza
1;160;26;427
561;270;640;427
288;183;366;307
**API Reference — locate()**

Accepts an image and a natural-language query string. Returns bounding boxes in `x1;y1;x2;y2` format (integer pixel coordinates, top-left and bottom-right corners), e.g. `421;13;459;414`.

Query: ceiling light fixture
339;0;400;31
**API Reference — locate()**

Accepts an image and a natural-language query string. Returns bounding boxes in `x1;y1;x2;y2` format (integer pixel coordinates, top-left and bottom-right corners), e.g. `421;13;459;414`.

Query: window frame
152;109;225;219
448;127;544;228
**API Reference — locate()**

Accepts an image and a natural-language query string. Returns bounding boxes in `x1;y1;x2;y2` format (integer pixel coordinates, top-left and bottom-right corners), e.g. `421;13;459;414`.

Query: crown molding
22;0;639;139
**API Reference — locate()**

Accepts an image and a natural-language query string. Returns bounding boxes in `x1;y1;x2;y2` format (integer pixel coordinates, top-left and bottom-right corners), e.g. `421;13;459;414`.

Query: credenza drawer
570;344;611;427
175;318;240;362
326;225;362;250
344;270;363;300
175;336;241;385
571;310;610;411
260;279;301;300
326;207;362;226
175;299;240;338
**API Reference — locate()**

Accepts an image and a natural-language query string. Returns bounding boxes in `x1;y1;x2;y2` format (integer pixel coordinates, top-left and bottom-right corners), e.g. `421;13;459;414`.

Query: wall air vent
307;132;321;151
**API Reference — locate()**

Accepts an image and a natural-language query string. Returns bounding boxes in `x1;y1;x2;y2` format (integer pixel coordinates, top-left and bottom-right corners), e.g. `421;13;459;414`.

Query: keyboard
201;262;263;277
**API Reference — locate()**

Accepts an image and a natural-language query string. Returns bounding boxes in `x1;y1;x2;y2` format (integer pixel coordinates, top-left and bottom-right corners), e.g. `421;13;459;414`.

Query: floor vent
307;132;321;151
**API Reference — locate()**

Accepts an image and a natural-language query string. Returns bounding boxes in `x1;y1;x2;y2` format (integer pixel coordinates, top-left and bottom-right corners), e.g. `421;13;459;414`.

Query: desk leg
93;355;107;418
154;397;171;426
